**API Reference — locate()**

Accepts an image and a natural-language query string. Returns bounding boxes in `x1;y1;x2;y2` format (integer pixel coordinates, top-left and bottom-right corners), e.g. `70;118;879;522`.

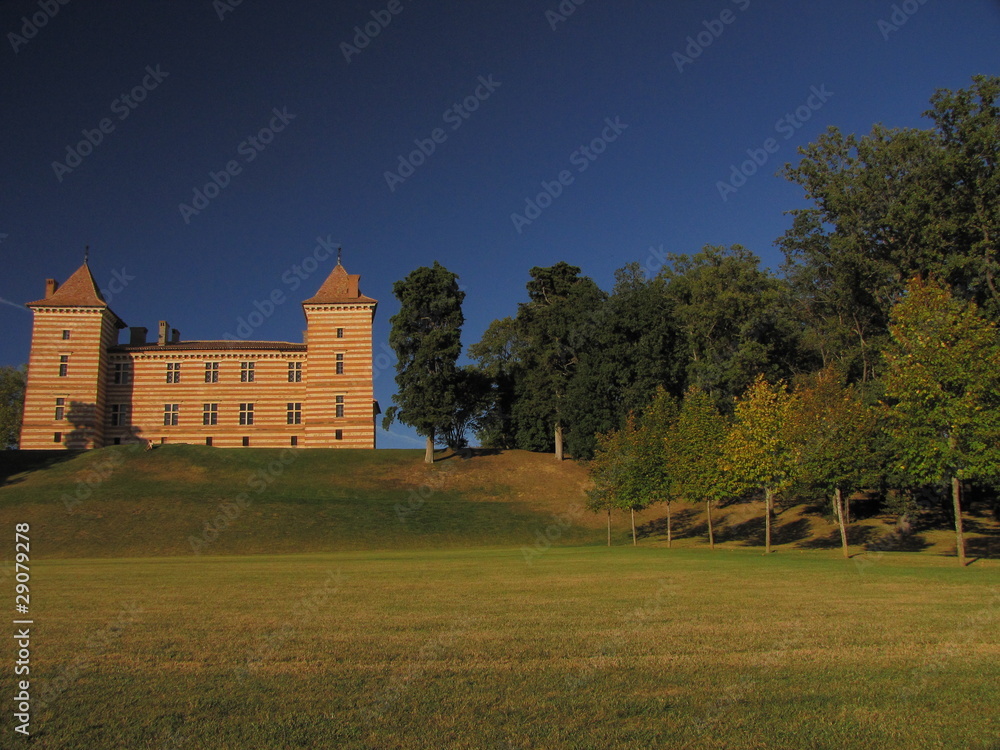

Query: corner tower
21;263;126;449
302;258;378;448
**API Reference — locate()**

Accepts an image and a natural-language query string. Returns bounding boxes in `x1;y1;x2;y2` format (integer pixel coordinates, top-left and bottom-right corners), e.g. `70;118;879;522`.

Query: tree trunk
424;431;434;464
707;499;714;550
554;422;564;461
606;509;611;547
666;501;672;549
844;493;850;526
764;488;773;555
631;508;636;546
835;488;849;559
953;476;967;566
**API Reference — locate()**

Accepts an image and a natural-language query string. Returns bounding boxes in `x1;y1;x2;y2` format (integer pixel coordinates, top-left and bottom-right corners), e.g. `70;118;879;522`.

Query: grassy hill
0;445;997;560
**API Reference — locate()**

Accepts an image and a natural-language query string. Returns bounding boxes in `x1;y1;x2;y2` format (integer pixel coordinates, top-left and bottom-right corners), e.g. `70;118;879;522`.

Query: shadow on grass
966;535;1000;560
797;524;880;550
636;508;701;540
435;448;504;462
0;450;80;488
713;515;812;548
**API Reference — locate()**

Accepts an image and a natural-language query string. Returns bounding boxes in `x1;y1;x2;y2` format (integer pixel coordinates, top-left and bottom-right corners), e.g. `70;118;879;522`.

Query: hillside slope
0;445;996;560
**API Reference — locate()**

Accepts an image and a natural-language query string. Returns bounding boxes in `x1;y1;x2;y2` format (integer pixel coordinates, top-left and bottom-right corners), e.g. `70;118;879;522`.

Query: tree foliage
666;386;730;548
722;376;796;554
0;365;26;449
661;245;806;404
382;262;466;462
884;278;1000;485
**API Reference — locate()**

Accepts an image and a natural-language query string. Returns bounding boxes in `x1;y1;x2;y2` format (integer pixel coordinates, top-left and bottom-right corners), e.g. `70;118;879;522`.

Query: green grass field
2;548;997;749
1;447;999;748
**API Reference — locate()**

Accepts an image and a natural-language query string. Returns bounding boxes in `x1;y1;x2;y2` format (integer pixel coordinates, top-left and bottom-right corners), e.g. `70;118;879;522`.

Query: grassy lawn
8;547;1000;749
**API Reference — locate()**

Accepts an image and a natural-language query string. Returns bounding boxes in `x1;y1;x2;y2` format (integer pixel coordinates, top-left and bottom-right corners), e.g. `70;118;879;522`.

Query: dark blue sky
2;0;998;448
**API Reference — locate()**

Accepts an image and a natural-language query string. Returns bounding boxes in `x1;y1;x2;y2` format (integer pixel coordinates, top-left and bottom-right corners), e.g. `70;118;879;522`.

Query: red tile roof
110;340;307;353
27;262;107;307
302;263;377;305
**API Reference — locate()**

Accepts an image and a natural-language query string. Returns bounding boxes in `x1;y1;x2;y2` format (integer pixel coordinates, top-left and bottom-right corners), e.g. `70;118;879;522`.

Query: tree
441;367;492;452
563;264;685;459
785;368;881;558
0;365;26;449
467;316;521;449
634;388;679;546
586;395;676;547
586;422;630;546
780;76;1000;379
666;387;729;549
511;262;605;459
382;262;466;463
722;376;796;554
883;277;1000;566
661;245;806;404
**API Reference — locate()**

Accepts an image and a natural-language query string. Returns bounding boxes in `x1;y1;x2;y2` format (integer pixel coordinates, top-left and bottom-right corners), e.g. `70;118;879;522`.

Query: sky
1;0;998;448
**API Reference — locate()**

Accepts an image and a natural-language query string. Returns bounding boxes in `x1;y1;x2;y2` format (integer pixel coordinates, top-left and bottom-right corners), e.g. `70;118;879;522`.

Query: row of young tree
588;276;1000;565
383;76;998;459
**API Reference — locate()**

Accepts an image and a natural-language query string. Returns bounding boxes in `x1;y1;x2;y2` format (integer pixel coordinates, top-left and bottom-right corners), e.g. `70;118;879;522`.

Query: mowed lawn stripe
10;547;999;749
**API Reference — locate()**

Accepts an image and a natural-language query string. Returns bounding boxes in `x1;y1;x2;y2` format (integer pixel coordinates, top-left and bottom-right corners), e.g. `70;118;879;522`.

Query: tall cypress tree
383;262;465;463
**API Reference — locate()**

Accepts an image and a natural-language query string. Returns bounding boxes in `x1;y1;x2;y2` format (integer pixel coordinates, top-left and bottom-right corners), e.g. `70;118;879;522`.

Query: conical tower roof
302;261;377;305
27;262;107;307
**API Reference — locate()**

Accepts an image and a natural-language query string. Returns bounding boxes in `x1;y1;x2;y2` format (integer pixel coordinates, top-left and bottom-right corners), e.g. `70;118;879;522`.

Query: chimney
129;327;148;346
171;328;181;344
158;320;170;346
45;279;59;298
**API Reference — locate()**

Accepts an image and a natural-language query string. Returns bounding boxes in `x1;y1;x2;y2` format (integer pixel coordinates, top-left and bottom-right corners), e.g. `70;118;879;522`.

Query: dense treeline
384;77;1000;560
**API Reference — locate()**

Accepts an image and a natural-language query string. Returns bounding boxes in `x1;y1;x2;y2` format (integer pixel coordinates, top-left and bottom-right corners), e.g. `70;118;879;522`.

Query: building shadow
0;450;80;487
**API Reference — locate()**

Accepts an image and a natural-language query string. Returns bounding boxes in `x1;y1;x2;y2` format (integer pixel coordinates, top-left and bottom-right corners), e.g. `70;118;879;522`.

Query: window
203;403;218;426
204;362;219;383
54;398;65;421
335;395;344;419
62;329;71;340
53;432;62;444
205;437;213;447
163;403;179;426
166;362;181;383
112;438;121;445
336;353;344;375
287;402;302;425
287;362;302;382
239;403;254;425
242;436;250;447
335;429;343;441
290;436;298;447
336;328;344;339
241;362;255;382
113;363;131;384
110;404;129;426
59;355;68;377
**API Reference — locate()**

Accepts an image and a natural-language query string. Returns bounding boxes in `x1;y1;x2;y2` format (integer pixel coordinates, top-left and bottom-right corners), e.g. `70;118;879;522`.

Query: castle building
19;258;378;450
